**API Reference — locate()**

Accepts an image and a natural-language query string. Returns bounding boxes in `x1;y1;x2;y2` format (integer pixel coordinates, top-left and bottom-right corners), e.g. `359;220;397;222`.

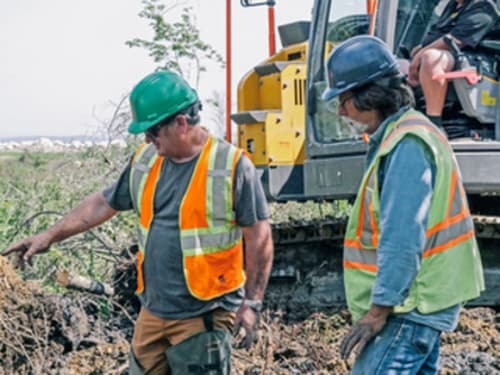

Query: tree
205;90;226;139
125;0;225;90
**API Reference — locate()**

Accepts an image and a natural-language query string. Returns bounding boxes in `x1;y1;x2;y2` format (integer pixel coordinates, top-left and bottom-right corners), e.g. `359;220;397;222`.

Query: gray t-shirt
103;147;270;319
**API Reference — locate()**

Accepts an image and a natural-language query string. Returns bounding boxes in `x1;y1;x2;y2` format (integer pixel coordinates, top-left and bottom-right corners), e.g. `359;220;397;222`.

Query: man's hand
410;44;422;58
406;44;424;86
2;232;53;268
235;219;272;349
408;53;422;86
233;303;259;350
340;305;392;360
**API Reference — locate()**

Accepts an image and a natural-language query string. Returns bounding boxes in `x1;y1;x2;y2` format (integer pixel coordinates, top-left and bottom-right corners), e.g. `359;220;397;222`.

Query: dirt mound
62;341;129;375
440;308;500;374
233;309;352;374
233;308;500;374
1;255;499;374
0;256;129;375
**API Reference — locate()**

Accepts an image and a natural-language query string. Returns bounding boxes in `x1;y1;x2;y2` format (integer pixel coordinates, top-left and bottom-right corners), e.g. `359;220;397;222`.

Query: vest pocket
184;244;245;300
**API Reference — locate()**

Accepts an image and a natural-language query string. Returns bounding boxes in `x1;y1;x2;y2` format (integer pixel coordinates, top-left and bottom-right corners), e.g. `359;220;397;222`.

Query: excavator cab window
311;0;367;144
394;0;500;137
393;0;442;58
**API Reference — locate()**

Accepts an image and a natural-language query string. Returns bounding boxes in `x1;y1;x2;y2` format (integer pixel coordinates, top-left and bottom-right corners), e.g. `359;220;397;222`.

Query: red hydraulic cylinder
225;0;232;143
268;4;276;56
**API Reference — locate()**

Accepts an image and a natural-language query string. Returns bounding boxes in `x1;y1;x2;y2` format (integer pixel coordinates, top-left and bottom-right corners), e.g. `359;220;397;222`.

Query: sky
1;0;314;138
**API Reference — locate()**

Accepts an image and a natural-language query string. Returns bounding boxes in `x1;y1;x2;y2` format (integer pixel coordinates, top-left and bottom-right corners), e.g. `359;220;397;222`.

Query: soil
0;255;498;375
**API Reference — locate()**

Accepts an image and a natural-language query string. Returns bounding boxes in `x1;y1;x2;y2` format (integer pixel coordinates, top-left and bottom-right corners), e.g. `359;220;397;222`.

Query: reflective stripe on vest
129;135;245;300
343;110;484;321
129;143;164;294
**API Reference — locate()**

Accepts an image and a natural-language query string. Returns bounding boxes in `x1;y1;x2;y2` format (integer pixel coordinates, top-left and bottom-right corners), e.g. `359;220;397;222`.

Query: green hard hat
128;70;198;134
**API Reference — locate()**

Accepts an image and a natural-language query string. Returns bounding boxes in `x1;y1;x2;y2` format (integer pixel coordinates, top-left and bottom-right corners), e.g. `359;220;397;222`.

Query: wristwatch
243;299;263;312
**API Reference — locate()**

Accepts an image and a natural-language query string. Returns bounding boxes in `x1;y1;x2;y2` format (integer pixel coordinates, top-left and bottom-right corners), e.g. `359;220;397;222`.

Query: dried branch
55;269;115;296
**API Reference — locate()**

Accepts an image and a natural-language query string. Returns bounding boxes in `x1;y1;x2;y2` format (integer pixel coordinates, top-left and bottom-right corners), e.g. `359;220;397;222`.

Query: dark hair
350;75;415;119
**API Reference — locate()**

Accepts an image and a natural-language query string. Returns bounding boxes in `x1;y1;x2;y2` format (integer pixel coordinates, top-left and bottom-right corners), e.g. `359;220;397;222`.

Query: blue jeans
352;317;441;375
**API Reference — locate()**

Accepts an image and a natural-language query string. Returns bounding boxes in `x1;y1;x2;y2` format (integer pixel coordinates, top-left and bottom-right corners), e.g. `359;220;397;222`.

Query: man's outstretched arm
2;192;117;265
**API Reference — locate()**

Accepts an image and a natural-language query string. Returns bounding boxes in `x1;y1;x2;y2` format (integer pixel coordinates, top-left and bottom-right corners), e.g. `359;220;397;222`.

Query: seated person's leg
418;49;455;125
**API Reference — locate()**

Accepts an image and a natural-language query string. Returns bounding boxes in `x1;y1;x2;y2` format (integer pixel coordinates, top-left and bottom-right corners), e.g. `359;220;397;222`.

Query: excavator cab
439;29;500;137
390;0;500;139
233;0;500;201
234;0;500;305
310;0;500;142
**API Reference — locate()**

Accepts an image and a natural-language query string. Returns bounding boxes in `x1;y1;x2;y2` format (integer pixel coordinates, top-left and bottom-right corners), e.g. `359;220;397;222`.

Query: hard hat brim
127;97;198;134
128;119;157;135
322;86;345;101
322;82;356;101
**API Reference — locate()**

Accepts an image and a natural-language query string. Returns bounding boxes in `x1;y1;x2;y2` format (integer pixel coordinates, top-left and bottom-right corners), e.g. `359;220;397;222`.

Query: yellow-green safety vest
344;110;484;322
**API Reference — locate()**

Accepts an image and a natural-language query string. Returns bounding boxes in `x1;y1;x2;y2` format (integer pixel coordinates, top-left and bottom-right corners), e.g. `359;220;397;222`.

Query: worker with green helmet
3;70;274;374
322;35;484;373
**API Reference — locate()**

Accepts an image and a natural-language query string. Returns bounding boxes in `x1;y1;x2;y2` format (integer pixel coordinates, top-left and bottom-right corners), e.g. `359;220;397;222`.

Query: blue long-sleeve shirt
366;108;460;332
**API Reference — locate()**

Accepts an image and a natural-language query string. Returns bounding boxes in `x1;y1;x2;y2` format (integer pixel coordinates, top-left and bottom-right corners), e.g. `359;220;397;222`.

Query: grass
1;146;351;291
0;146;135;289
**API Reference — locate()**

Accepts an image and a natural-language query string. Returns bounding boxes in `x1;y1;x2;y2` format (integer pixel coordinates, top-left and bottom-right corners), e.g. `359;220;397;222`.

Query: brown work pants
131;307;235;375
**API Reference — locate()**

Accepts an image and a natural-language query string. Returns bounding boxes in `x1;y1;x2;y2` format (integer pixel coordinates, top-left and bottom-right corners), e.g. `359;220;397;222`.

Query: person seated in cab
405;0;498;128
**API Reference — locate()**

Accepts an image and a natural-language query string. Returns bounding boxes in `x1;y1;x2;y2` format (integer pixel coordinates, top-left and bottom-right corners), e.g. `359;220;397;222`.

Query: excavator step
479;39;500;51
231;109;280;125
254;61;304;77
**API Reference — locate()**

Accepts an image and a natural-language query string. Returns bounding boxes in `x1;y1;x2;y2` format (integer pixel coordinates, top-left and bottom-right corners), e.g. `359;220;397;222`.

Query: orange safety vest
129;135;246;300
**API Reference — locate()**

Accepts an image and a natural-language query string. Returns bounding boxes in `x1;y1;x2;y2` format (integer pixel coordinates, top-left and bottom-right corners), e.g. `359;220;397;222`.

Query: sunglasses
145;114;178;138
145;122;163;138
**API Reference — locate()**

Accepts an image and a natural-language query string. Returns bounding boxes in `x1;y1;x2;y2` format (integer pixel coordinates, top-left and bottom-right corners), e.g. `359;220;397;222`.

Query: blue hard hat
322;35;400;101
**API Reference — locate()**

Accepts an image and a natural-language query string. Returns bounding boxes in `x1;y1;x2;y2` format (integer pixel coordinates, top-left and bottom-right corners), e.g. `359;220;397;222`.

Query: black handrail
240;0;275;7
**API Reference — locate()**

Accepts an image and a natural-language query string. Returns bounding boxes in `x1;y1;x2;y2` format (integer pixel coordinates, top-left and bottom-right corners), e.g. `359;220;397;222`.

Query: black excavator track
112;216;500;314
268;216;500;307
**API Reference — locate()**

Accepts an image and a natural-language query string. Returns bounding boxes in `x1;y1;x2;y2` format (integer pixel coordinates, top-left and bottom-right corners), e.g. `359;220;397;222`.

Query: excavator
233;0;500;306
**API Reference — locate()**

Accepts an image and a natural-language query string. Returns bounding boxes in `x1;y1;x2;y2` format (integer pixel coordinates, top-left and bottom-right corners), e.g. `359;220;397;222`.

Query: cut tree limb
56;270;114;296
